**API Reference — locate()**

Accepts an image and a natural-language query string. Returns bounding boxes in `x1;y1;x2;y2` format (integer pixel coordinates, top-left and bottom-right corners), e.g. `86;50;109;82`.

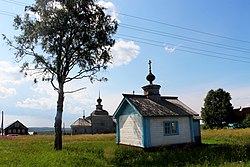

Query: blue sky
0;0;250;127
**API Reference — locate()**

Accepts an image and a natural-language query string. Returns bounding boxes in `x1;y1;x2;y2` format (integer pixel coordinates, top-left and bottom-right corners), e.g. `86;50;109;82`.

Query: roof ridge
123;93;144;97
123;94;179;99
161;96;178;99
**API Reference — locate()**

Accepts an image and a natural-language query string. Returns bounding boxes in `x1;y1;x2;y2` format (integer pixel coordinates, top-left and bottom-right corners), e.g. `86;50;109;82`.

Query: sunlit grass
202;128;250;145
0;129;250;166
0;134;116;167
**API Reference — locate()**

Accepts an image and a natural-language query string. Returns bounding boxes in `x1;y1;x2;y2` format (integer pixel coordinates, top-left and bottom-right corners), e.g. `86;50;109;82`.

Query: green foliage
4;0;118;84
1;131;250;167
201;88;234;129
243;114;250;127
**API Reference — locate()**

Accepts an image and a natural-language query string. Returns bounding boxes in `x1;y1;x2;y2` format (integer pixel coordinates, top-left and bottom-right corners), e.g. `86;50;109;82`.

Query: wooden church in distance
71;94;115;135
113;61;201;148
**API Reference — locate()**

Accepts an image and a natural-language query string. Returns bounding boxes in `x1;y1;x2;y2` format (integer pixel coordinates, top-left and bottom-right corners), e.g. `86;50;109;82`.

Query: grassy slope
0;129;250;167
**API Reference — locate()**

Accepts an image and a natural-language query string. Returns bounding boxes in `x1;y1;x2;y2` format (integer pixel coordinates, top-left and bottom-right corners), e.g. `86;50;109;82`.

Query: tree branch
50;74;59;92
65;65;101;83
64;87;86;94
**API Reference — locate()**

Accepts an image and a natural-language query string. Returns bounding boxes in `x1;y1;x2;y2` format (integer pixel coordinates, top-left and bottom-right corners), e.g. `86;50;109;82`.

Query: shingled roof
71;117;91;126
123;94;199;118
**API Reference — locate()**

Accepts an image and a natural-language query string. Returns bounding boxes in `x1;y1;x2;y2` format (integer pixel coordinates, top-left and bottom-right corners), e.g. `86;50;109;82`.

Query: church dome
146;72;155;84
91;109;108;116
90;93;109;116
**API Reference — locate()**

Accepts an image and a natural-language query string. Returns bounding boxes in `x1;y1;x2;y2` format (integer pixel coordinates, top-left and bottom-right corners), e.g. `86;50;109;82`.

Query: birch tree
3;0;118;150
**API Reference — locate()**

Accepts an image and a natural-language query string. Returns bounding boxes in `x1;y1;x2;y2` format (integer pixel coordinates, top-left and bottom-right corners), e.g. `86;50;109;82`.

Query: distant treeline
29;127;71;135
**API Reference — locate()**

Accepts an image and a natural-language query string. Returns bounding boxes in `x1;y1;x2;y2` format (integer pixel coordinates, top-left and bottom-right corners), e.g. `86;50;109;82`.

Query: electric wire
120;24;250;54
117;33;250;61
115;36;250;64
0;10;16;17
1;0;250;45
1;0;250;64
119;12;250;44
0;0;29;6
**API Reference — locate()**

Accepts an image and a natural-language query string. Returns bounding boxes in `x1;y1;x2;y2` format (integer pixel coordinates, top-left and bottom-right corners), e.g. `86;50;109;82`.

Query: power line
120;24;250;54
0;10;16;17
0;10;35;19
0;0;29;6
2;0;250;47
117;33;250;61
2;0;250;64
119;12;250;44
115;35;250;64
1;0;250;45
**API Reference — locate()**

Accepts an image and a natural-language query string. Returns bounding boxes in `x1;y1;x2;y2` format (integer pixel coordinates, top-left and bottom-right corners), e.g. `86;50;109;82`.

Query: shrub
243;114;250;127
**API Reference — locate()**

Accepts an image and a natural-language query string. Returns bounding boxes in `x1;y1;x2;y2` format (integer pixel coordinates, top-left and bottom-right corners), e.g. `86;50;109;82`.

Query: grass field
1;129;250;167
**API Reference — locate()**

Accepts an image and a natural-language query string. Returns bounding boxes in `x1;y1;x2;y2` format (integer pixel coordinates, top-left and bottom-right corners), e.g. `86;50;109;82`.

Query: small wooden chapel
113;61;201;148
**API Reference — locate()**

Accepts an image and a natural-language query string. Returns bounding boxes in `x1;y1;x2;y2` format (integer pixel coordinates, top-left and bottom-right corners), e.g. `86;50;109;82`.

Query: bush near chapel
201;88;234;129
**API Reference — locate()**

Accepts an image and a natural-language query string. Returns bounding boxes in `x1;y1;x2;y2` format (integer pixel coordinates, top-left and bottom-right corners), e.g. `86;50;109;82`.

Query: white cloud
0;61;19;99
65;105;84;115
64;90;96;115
15;81;96;116
0;61;23;84
164;44;181;53
97;1;119;22
16;82;56;110
110;39;140;67
0;86;16;99
165;46;176;53
16;97;56;110
30;83;56;97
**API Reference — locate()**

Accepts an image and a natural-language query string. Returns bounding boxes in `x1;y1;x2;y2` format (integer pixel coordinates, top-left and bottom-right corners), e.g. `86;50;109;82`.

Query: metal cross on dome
148;60;152;73
146;60;155;84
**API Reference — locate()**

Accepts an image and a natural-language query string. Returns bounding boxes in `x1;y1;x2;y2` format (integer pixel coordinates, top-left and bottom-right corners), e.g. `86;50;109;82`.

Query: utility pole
1;111;3;136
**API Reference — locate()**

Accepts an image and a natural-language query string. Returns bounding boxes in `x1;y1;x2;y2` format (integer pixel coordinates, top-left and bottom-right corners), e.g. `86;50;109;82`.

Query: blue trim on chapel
142;117;151;148
113;97;142;119
189;117;195;143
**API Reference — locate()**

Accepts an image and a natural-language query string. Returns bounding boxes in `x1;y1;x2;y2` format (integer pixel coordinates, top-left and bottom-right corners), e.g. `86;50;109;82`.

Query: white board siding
150;117;191;147
119;114;143;147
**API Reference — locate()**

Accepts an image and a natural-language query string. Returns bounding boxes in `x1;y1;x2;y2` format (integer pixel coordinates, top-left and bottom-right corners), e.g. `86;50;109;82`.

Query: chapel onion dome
97;96;102;104
146;60;155;84
146;72;155;84
142;60;161;101
91;93;109;116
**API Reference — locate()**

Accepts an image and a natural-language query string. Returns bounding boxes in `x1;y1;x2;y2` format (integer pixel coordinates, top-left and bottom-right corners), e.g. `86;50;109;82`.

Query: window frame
163;121;179;136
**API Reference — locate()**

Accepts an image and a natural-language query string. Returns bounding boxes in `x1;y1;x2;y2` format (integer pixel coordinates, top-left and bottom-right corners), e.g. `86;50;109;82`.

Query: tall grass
0;134;116;167
202;128;250;145
1;129;250;166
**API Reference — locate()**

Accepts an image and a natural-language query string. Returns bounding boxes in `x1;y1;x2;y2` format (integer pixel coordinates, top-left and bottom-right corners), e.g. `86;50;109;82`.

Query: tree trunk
54;83;64;150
